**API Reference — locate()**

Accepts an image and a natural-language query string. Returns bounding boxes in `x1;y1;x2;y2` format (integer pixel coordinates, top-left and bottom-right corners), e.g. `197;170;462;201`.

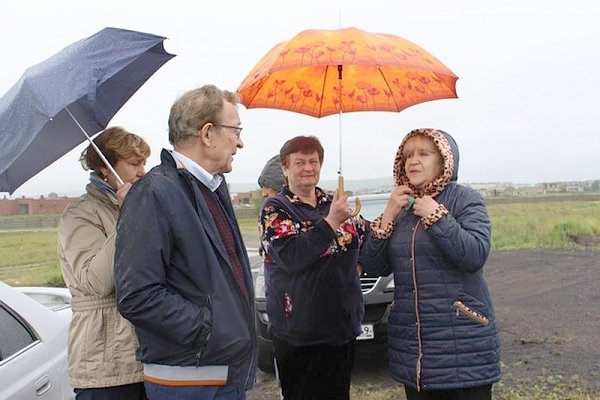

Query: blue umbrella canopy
0;27;175;194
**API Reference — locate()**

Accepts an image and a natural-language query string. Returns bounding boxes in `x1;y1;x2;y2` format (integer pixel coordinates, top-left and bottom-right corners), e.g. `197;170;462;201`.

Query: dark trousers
273;336;356;400
74;382;146;400
404;384;492;400
144;382;245;400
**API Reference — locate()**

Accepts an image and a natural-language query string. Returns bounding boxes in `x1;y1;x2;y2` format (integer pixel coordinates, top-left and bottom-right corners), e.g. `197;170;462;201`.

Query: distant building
232;191;259;206
0;196;71;216
465;182;521;197
543;181;584;193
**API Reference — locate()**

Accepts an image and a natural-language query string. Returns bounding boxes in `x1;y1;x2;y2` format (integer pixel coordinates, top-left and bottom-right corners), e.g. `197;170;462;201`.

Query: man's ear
198;123;213;147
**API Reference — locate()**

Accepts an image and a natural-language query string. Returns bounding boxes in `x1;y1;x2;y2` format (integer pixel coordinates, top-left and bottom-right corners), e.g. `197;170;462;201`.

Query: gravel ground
486;248;600;388
246;248;600;398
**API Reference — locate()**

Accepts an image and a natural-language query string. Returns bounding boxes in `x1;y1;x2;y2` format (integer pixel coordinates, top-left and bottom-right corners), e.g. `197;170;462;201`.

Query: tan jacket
57;183;143;389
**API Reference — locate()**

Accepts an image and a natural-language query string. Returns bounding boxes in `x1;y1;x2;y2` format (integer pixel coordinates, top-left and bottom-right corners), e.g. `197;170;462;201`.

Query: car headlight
254;274;266;300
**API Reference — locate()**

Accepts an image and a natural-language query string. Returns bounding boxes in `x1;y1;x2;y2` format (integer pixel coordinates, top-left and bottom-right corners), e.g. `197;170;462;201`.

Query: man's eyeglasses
212;123;243;137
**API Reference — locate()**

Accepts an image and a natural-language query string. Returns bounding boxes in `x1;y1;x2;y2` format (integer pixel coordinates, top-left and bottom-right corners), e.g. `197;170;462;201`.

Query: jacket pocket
452;300;489;326
195;295;213;356
196;294;253;365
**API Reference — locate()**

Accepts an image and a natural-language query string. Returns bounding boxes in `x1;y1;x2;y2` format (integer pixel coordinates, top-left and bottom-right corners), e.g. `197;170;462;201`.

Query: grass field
489;199;600;249
1;198;598;286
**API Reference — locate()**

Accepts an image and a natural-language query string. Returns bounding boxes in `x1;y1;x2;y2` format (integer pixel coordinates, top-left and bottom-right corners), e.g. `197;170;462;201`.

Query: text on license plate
357;324;374;340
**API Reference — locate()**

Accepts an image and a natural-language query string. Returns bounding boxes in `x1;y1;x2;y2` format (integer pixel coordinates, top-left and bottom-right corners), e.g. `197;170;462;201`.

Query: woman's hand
325;190;352;229
380;185;414;225
116;182;133;207
412;195;439;218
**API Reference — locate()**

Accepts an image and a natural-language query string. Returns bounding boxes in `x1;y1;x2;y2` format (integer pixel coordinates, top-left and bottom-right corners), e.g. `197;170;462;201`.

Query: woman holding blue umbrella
57;127;150;400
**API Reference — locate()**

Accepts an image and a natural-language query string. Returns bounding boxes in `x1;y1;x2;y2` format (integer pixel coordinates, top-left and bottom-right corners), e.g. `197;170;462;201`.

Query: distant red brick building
232;191;258;206
0;196;71;216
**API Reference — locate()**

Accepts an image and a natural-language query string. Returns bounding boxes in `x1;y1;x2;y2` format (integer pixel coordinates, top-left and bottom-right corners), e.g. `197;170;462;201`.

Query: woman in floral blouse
259;135;367;400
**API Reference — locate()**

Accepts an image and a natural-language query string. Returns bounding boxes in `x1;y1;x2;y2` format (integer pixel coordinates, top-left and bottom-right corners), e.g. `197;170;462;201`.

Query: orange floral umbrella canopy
238;27;458;118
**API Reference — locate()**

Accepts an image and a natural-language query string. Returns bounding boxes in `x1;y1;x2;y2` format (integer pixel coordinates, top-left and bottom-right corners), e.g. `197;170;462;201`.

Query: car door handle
34;375;52;396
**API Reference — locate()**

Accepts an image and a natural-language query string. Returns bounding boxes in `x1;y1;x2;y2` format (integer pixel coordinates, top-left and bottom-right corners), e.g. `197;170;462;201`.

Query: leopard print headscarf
393;128;455;199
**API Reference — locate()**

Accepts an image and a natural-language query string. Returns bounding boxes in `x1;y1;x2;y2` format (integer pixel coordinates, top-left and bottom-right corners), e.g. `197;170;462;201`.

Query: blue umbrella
0;27;175;194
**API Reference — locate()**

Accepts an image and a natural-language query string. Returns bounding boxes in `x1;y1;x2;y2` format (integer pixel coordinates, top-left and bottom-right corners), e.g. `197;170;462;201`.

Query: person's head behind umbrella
258;155;285;198
80;127;150;191
167;84;243;175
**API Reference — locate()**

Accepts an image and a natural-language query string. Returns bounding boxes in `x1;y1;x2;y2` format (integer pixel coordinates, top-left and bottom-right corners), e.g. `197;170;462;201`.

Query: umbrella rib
377;66;402;112
242;73;268;108
317;65;331;118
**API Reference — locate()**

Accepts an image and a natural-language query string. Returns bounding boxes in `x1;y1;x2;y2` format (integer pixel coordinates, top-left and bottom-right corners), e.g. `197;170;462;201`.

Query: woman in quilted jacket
360;128;501;400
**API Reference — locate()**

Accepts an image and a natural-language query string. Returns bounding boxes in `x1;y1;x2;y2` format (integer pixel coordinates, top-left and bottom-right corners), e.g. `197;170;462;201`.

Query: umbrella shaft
338;65;343;176
65;107;124;187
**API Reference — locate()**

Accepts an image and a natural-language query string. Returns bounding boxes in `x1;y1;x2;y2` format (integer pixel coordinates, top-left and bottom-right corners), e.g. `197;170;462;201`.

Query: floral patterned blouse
258;186;368;346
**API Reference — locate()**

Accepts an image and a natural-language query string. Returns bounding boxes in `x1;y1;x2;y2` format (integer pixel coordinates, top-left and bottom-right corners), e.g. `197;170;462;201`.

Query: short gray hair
168;84;240;146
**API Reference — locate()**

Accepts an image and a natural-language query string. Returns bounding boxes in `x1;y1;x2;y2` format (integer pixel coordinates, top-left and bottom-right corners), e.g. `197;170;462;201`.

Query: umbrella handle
338;176;361;217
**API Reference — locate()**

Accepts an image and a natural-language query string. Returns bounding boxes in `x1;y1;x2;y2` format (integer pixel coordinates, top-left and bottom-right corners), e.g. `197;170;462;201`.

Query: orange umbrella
238;27;458;212
239;27;458;117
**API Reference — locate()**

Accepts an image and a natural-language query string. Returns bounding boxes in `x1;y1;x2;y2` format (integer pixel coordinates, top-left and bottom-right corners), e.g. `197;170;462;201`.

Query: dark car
253;193;393;372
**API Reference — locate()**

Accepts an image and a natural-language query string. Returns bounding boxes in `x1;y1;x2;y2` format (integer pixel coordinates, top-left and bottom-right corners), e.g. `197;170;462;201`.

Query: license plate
357;324;374;340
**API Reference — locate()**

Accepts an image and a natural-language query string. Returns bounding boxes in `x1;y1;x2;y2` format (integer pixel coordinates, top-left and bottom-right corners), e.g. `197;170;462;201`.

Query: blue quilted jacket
360;129;501;390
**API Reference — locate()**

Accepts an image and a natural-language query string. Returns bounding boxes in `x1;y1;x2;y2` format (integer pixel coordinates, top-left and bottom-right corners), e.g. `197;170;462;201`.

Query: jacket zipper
184;173;257;384
453;300;489;325
410;220;424;391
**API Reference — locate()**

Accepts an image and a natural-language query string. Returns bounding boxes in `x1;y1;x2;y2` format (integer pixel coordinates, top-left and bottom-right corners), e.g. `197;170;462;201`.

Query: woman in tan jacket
58;127;150;400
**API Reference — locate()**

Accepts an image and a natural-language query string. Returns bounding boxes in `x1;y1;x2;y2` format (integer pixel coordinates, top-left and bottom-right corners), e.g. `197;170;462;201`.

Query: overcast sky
1;0;598;198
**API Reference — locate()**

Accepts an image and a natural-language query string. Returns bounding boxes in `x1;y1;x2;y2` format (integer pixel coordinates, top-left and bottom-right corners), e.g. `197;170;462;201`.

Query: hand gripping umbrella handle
65;107;124;187
338;175;361;217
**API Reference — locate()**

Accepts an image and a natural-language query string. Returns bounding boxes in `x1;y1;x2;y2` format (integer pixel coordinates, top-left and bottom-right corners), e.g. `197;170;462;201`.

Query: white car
0;281;74;399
